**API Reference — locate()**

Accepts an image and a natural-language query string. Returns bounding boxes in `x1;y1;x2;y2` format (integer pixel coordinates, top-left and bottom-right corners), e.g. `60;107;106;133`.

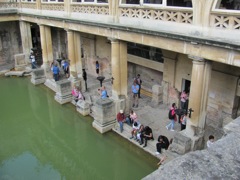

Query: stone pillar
170;56;212;154
151;85;163;107
109;38;128;99
39;24;53;79
19;21;32;64
76;100;90;116
92;98;116;134
54;79;72;104
109;38;128;113
66;30;82;87
31;68;46;85
14;54;27;71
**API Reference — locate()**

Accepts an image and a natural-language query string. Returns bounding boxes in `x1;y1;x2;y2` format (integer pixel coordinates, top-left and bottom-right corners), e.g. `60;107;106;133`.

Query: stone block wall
0;21;21;66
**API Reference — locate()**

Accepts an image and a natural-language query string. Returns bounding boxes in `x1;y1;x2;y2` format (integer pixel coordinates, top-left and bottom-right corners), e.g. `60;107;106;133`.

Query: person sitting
156;135;170;154
140;126;154;148
52;63;60;81
130;121;141;140
116;110;131;133
126;109;138;125
72;86;84;103
136;124;144;142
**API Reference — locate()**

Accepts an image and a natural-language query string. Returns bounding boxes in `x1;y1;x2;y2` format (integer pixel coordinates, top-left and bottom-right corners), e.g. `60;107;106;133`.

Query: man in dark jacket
140;126;154;147
156;135;170;153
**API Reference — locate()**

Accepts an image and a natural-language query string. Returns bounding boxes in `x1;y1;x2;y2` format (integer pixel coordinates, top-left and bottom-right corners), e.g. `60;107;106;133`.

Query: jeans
119;121;124;132
166;119;175;130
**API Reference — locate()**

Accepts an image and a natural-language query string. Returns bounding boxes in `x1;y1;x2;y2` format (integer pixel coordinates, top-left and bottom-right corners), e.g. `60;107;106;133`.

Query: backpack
168;109;174;119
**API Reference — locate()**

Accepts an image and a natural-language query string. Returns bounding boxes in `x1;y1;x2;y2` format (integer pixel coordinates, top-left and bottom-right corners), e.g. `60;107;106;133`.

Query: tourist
82;69;87;91
207;135;215;148
136;124;145;142
135;74;142;98
98;86;108;99
52;63;60;81
96;61;100;76
180;112;187;130
140;126;154;148
116;109;131;133
166;103;177;131
132;80;139;108
63;60;69;78
180;90;187;109
130;121;141;140
127;109;138;125
156;135;170;154
72;86;84;103
29;51;36;69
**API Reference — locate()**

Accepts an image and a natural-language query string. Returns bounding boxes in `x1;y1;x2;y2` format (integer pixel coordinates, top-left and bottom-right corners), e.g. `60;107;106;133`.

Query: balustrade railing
21;2;37;9
71;4;109;15
41;3;64;11
119;7;193;24
210;11;240;30
0;2;19;9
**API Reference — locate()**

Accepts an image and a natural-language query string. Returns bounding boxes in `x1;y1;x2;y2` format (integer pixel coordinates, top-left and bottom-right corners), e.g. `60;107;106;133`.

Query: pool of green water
0;77;158;180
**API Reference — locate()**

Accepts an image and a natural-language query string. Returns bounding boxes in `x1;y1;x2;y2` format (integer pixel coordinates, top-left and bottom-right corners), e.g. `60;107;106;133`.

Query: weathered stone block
54;79;72;104
169;131;192;155
76;100;90;116
31;68;46;85
151;84;163;107
15;53;27;71
92;98;116;134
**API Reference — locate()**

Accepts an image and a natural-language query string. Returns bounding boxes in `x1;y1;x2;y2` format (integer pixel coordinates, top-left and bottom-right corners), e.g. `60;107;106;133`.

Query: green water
0;77;158;180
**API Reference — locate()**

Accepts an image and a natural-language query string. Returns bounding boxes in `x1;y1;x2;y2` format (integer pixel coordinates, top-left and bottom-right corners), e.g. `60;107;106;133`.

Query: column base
54;93;72;104
31;68;46;85
92;119;116;134
44;79;57;92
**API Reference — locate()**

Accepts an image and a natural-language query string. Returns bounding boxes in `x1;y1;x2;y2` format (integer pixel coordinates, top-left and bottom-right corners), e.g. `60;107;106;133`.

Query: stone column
170;56;212;154
19;21;32;64
186;56;212;149
66;30;81;87
109;38;129;113
109;38;128;99
92;98;116;134
39;24;53;78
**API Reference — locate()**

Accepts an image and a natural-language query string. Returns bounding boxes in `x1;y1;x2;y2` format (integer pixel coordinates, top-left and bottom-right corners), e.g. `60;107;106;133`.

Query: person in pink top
72;86;84;103
180;90;187;109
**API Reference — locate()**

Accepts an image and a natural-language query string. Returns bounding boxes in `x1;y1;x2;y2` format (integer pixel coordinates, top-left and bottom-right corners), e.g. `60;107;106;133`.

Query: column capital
188;55;205;65
107;37;119;44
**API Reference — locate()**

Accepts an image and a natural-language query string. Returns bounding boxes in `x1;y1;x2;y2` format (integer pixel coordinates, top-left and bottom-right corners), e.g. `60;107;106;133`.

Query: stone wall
51;28;66;60
0;21;21;66
143;117;240;180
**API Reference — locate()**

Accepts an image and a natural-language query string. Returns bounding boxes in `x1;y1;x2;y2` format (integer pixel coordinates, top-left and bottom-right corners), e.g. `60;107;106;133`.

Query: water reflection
0;77;158;180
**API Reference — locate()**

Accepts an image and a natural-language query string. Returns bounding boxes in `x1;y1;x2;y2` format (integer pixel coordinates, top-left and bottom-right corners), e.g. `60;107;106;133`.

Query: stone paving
85;73;181;163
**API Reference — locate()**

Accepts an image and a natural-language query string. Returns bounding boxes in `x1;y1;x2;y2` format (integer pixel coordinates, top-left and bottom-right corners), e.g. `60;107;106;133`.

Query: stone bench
112;122;179;164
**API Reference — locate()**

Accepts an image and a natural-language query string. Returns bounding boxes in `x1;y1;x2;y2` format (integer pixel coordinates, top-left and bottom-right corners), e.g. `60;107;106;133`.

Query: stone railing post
76;100;90;116
92;98;116;134
31;68;46;85
54;79;72;104
151;85;163;107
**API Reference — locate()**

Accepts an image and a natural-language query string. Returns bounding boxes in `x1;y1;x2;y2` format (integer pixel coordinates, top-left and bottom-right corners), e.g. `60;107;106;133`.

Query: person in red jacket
116;110;131;133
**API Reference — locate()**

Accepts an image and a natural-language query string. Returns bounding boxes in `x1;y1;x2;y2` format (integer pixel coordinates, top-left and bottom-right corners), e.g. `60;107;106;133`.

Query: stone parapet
54;79;72;104
76;100;90;116
151;84;163;107
92;98;116;134
15;53;27;71
31;68;46;85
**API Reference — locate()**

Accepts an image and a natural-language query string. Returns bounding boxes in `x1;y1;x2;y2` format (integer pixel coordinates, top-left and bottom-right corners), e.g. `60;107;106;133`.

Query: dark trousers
156;142;168;153
140;134;153;145
181;124;186;131
53;74;59;81
138;85;141;98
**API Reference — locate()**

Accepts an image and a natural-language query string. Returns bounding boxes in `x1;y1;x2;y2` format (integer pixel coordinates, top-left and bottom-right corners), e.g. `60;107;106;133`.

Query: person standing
132;80;139;108
96;61;100;76
82;69;87;91
180;112;187;130
52;64;60;81
63;60;69;78
166;103;177;131
29;51;36;69
180;90;187;109
135;74;142;98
